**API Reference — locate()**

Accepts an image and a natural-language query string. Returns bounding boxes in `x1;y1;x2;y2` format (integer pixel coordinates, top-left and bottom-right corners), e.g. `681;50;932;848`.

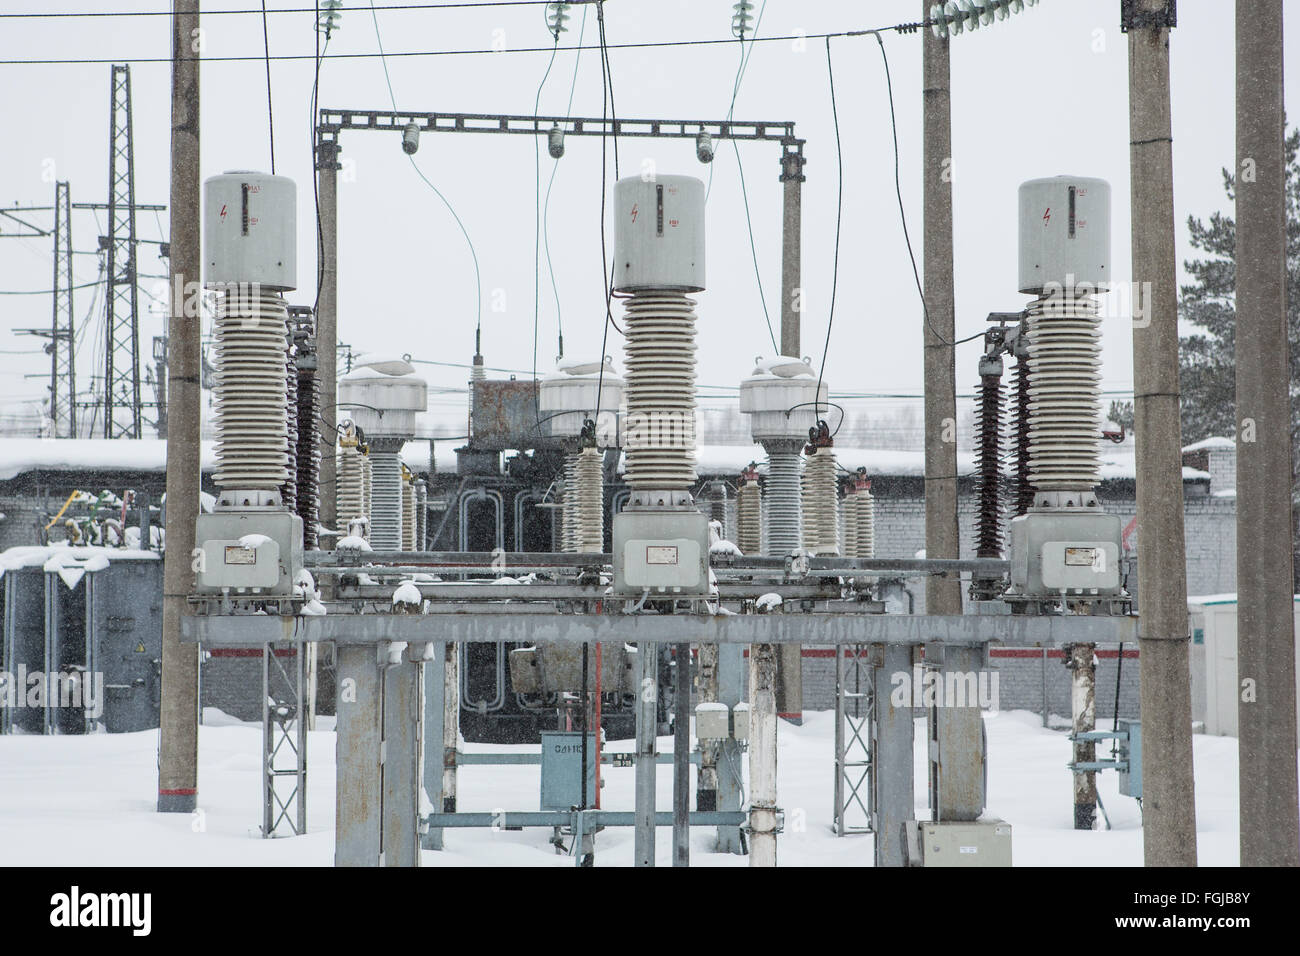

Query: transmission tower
2;183;76;438
51;182;76;438
104;63;142;439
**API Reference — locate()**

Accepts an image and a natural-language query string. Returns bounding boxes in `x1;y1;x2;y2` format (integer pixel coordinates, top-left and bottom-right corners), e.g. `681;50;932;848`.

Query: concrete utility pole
776;145;806;726
1234;0;1300;867
748;640;779;867
157;0;201;815
922;1;983;822
779;148;805;359
1124;0;1197;866
317;141;340;539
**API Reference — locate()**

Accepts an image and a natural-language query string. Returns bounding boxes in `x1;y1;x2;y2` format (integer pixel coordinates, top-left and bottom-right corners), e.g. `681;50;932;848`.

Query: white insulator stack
621;293;698;491
401;469;415;551
1017;175;1111;498
736;476;762;556
573;446;604;553
1025;292;1102;492
843;486;859;559
368;449;403;551
338;358;428;550
336;431;367;532
415;480;428;549
855;485;875;558
212;289;291;491
801;446;840;556
765;449;803;556
361;453;372;520
561;452;579;552
202;171;297;500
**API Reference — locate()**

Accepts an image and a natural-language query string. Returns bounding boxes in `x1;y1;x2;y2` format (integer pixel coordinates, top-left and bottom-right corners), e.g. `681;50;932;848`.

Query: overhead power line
0;2;557;17
0;26;926;66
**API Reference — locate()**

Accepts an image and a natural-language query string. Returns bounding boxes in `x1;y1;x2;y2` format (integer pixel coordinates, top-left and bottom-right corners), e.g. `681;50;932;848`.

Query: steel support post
634;641;658;867
673;642;691;867
334;643;383;866
381;648;423;867
421;642;446;850
696;642;719;814
715;643;745;854
873;644;914;868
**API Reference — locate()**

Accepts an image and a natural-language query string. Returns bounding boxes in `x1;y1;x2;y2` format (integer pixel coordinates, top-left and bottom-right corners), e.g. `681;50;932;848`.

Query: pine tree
1178;125;1300;588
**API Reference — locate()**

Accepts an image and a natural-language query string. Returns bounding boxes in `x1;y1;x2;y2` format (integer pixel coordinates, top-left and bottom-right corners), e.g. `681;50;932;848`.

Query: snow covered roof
1098;447;1210;482
0;439;218;481
0;543;158;578
1182;436;1236;453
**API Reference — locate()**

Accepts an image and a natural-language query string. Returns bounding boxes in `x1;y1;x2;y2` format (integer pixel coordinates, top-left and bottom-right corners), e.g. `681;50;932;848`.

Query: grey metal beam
183;612;1138;648
306;549;1009;577
318;109;797;145
334;583;840;601
424;811;747;829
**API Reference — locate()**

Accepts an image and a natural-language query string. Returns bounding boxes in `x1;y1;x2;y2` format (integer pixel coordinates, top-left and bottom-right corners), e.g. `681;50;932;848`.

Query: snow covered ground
0;708;1248;866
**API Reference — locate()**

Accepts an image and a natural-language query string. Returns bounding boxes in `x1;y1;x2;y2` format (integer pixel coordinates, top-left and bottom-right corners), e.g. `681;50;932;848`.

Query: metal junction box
1008;511;1121;598
195;511;302;595
612;509;709;596
540;731;599;811
915;820;1012;868
1118;717;1142;799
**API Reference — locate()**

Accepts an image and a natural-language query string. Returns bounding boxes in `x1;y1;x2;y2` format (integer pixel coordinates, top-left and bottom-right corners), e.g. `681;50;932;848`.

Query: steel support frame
833;643;873;835
105;63;143;439
261;644;308;838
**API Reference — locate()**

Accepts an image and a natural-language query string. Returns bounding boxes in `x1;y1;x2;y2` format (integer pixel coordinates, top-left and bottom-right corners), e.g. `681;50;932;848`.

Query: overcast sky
2;0;1298;436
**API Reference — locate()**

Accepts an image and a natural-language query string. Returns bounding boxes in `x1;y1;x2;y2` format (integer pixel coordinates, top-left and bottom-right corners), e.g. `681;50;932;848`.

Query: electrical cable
2;2;563;17
592;0;615;428
532;13;562;420
0;25;931;65
368;0;483;340
310;5;328;316
872;31;984;350
0;280;104;295
815;36;844;418
704;2;775;354
260;0;276;173
542;3;589;360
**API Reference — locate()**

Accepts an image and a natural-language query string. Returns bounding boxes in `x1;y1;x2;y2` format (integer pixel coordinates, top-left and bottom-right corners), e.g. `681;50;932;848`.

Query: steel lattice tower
51;181;77;438
104;64;142;438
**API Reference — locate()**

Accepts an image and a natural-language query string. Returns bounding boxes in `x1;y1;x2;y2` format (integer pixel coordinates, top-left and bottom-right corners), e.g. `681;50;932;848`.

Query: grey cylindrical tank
612;175;705;293
1018;175;1110;295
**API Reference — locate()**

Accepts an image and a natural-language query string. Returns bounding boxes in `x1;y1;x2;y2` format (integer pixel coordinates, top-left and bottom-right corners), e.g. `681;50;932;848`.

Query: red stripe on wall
208;648;298;658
